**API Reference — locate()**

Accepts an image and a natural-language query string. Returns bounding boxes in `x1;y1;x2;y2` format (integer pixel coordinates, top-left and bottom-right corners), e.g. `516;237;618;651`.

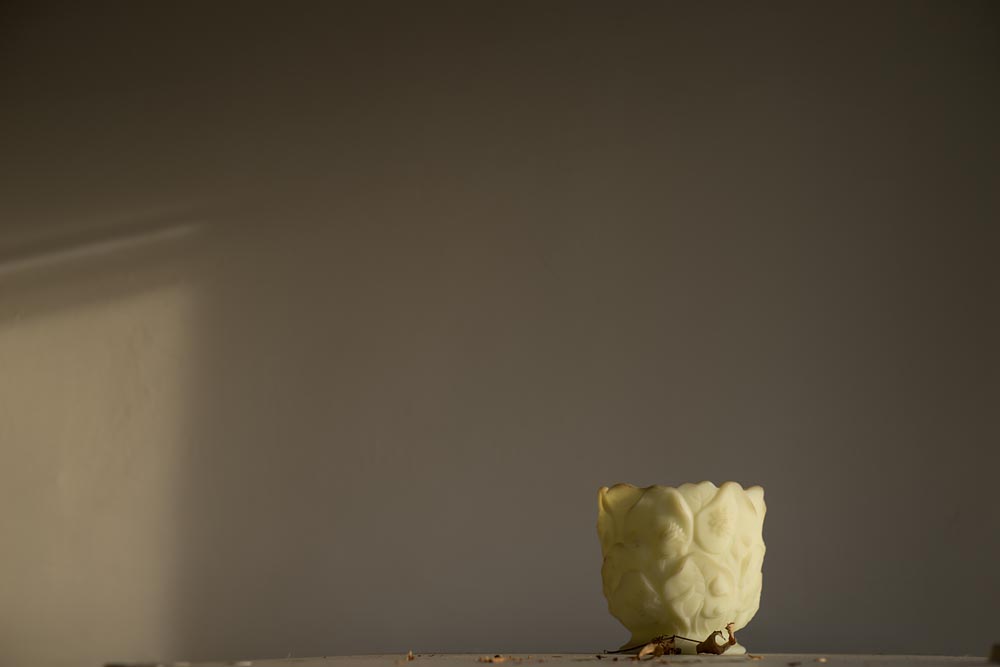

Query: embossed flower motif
597;481;766;648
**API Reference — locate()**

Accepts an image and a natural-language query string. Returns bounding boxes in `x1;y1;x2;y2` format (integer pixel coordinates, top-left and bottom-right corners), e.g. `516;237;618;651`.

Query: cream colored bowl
597;481;766;652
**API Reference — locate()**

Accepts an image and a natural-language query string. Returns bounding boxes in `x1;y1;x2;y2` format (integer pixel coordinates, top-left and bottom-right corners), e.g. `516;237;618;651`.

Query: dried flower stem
606;622;738;658
605;636;697;654
695;623;737;655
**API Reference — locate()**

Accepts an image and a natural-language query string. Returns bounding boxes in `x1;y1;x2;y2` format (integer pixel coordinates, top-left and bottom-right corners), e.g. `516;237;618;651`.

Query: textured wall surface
1;3;997;666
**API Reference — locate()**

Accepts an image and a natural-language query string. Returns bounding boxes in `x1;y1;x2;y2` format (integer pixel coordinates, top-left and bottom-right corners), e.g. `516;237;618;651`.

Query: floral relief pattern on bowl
597;481;766;652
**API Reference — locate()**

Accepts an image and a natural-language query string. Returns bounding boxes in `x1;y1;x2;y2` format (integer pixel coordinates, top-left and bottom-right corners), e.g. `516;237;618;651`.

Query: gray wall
1;2;998;666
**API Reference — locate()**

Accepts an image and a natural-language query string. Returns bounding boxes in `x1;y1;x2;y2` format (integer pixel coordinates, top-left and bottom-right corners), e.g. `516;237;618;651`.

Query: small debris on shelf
596;656;603;660
747;655;763;661
788;662;801;666
407;652;415;661
815;659;828;664
476;656;530;664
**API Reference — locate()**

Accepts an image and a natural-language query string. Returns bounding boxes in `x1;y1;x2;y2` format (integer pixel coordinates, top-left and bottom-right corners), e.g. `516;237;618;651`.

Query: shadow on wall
0;213;202;324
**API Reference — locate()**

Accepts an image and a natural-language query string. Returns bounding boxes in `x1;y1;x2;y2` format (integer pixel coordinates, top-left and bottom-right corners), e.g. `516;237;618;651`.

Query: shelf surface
120;652;990;667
